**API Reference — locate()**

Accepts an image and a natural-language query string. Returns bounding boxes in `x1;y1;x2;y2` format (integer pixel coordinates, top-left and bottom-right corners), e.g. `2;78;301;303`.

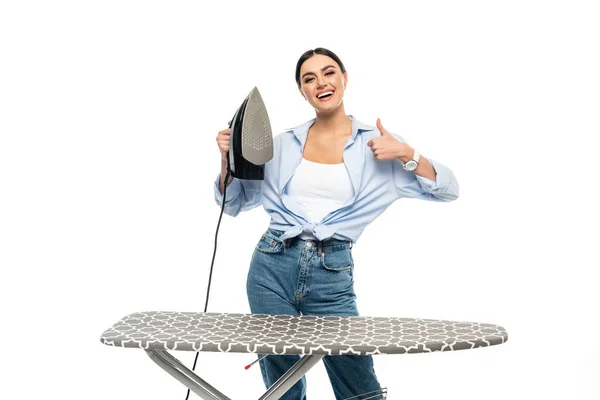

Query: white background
1;1;599;399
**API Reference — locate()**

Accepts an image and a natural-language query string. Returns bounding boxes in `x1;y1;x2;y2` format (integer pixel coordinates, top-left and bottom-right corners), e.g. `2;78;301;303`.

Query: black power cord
184;170;231;400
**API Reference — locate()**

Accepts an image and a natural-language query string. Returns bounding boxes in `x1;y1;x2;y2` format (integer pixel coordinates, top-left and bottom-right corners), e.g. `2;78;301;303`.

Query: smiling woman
296;48;348;116
214;47;459;400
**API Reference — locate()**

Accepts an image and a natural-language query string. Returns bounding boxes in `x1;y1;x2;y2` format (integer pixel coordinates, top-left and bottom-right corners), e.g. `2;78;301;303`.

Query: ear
343;71;348;89
298;87;306;100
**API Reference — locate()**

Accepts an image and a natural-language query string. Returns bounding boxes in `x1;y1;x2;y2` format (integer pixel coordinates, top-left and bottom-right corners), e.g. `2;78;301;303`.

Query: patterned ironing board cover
100;312;507;356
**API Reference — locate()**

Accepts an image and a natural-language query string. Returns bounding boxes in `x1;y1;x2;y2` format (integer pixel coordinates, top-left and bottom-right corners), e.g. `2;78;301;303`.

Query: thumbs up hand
367;118;413;161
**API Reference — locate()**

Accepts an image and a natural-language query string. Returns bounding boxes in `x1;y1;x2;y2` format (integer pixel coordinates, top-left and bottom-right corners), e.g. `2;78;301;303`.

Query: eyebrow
301;65;337;80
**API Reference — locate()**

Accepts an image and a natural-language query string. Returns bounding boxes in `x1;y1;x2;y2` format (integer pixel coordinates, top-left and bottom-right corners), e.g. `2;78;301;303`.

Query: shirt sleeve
390;134;459;202
213;174;263;216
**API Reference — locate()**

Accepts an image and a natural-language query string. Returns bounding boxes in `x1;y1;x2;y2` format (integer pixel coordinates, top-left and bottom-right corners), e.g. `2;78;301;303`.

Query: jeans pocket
255;231;284;254
321;246;354;272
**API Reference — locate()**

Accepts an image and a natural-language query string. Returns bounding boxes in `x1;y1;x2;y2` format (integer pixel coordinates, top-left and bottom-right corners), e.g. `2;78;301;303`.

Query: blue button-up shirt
214;116;459;243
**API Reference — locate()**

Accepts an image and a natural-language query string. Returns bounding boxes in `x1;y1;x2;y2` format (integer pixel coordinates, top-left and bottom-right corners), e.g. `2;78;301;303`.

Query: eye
304;77;314;83
325;71;334;76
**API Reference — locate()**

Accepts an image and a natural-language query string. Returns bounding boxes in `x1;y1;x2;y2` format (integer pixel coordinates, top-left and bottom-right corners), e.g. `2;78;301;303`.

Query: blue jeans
246;229;382;400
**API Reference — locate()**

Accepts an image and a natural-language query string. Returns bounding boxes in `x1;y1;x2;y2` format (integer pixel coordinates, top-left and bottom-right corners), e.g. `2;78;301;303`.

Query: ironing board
100;311;508;400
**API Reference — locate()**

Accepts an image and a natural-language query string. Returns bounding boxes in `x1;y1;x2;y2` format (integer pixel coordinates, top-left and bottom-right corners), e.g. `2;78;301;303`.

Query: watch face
405;160;417;171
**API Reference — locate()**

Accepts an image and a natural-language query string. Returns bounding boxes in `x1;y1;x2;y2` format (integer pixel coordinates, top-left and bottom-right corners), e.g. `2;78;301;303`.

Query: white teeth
317;91;333;98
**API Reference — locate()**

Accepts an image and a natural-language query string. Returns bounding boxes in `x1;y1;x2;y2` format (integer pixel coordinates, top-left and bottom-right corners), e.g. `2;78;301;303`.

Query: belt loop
318;241;323;256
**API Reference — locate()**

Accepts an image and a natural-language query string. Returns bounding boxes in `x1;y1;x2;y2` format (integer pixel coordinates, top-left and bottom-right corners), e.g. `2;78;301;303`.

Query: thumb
376;118;389;136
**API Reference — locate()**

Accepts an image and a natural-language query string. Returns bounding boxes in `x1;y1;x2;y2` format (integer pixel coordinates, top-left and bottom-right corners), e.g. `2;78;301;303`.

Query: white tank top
287;158;354;239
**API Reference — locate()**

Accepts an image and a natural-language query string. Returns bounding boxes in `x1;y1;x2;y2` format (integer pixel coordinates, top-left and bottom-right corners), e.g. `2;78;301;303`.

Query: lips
316;91;334;101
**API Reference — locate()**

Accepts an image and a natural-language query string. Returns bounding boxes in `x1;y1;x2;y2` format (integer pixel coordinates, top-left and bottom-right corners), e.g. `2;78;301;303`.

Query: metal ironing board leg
145;349;325;400
146;349;231;400
258;354;325;400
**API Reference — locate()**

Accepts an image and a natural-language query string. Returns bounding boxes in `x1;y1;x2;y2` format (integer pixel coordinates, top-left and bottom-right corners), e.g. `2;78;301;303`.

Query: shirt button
306;242;313;248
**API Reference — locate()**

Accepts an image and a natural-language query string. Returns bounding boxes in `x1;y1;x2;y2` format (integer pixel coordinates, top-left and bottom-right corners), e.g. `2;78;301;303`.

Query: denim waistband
266;229;352;251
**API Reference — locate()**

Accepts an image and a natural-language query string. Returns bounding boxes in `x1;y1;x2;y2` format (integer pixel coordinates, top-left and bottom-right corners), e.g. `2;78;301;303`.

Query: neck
312;105;351;135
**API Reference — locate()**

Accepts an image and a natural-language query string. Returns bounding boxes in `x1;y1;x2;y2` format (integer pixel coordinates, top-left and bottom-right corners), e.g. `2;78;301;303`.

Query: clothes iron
227;86;273;180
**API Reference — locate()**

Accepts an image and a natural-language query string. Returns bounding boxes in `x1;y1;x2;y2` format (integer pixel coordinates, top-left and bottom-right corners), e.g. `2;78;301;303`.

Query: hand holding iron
216;128;231;160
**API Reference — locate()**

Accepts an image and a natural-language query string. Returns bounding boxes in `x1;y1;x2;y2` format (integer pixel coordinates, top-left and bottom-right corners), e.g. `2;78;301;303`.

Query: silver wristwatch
403;149;420;172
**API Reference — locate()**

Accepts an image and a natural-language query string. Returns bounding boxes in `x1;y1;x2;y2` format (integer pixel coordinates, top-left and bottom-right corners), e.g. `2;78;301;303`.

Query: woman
214;48;459;399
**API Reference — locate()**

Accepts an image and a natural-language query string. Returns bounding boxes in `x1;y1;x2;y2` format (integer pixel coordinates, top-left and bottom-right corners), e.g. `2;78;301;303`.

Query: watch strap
412;149;420;164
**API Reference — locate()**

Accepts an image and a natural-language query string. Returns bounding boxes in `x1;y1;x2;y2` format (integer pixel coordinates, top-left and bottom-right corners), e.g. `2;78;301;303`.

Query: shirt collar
286;115;375;145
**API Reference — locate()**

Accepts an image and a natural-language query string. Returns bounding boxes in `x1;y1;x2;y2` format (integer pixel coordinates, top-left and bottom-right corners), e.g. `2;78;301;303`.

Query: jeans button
306;242;312;248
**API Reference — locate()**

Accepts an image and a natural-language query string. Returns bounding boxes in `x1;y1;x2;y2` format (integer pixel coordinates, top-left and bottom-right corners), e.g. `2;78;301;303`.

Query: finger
376;118;389;136
367;139;373;147
369;137;382;147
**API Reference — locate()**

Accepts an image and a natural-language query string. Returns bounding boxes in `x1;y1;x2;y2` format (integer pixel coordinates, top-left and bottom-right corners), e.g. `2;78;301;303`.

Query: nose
316;75;327;88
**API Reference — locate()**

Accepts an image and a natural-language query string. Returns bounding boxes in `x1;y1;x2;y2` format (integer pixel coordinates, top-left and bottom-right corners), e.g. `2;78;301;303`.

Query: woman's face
298;54;348;114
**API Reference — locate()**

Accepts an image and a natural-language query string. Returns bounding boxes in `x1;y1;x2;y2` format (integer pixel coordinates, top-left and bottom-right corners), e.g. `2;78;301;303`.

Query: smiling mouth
316;91;334;100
